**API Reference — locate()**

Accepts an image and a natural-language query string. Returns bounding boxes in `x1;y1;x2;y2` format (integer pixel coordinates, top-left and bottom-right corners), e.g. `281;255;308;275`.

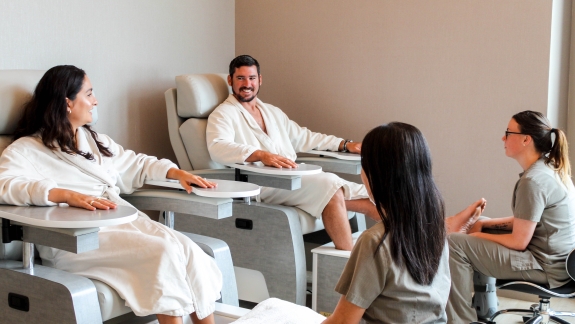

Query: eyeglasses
504;131;527;139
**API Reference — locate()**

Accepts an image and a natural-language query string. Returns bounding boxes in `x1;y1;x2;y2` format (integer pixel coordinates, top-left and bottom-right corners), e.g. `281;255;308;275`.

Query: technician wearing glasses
446;110;575;323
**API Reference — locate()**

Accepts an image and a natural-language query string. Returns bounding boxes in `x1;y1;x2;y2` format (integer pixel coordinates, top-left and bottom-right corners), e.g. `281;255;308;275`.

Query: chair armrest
121;189;233;219
180;232;239;307
189;169;301;190
10;222;99;254
296;156;361;175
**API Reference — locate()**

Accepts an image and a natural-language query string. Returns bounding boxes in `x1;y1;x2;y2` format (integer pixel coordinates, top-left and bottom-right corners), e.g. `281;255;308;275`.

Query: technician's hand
346;142;362;154
48;188;117;211
247;150;298;168
467;219;485;234
167;168;217;194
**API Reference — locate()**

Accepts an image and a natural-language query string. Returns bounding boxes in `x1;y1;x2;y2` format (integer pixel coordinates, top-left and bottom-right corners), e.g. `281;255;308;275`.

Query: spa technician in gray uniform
446;110;575;323
323;123;451;324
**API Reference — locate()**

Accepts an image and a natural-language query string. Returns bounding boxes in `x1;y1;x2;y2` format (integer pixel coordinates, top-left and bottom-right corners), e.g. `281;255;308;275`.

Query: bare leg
345;198;380;222
445;198;486;234
322;188;353;250
157;314;183;324
191;312;215;324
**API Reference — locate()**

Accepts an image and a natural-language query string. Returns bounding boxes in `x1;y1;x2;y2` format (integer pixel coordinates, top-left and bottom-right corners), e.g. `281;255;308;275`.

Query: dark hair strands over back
13;65;113;160
361;122;446;285
512;110;571;184
229;55;260;77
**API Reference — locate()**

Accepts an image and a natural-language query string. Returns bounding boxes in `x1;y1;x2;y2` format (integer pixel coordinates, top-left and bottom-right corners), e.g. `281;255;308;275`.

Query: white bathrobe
0;128;222;319
207;94;367;218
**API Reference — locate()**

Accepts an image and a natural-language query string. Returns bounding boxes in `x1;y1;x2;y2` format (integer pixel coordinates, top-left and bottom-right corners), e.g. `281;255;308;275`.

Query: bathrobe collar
51;127;116;188
224;94;282;154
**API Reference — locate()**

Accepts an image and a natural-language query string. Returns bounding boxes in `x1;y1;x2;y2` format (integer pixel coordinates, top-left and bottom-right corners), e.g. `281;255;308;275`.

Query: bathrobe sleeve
270;104;343;153
99;134;178;194
0;145;58;206
206;105;260;165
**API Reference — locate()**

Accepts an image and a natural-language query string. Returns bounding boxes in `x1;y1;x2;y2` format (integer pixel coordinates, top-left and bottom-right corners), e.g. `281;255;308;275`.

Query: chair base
488;298;575;324
0;260;102;324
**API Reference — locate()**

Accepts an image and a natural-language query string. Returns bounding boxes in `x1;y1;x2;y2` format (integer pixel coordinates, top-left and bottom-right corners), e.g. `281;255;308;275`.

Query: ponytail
548;128;571;185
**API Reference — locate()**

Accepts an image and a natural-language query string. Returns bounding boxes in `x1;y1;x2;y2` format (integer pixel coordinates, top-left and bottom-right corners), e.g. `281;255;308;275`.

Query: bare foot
446;198;486;234
457;206;482;233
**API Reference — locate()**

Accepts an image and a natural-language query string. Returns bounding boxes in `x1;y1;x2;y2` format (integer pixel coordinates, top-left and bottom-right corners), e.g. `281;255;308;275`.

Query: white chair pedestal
311;231;363;316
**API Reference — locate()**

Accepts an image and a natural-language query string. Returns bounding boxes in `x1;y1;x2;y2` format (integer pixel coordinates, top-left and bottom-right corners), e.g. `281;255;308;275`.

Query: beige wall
236;0;553;216
0;0;235;161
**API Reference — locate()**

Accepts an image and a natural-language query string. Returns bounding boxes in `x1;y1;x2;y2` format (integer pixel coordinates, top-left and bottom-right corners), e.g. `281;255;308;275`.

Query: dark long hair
512;111;570;184
361;122;446;285
13;65;112;159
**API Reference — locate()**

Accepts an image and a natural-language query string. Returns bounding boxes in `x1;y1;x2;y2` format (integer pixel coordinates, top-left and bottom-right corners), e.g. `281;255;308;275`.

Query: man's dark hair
361;122;446;285
229;55;260;77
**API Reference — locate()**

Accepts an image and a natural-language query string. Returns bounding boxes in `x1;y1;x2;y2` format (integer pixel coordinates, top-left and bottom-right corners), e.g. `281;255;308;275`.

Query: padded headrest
0;70;45;135
176;74;230;118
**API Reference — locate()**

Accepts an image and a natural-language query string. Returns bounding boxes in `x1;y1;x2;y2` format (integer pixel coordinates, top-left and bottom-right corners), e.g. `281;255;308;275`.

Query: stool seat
496;279;575;298
489;249;575;323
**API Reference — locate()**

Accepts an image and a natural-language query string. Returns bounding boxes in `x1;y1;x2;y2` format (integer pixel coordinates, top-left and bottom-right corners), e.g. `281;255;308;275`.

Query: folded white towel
232;298;326;324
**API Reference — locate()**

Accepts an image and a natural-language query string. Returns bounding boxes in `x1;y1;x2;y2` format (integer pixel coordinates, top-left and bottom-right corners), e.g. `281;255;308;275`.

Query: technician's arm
322;296;365;324
468;216;515;233
469;217;536;251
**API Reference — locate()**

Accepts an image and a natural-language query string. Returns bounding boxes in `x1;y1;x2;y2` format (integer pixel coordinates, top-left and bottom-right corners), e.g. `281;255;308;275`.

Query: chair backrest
165;74;230;171
0;70;45;261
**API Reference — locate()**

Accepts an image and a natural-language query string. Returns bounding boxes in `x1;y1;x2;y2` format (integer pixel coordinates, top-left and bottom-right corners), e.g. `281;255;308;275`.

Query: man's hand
246;150;298;168
346;142;361;154
167;168;217;194
338;140;362;154
48;188;117;211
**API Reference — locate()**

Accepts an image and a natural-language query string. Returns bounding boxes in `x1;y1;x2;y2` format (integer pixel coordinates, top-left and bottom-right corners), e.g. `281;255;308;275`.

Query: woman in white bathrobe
0;65;222;324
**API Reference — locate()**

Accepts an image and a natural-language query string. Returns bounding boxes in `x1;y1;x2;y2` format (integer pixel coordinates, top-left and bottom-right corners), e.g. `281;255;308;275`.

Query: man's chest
247;108;267;134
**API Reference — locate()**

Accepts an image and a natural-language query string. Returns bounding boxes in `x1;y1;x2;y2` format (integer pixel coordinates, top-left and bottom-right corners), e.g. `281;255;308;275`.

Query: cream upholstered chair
163;74;365;305
0;70;238;323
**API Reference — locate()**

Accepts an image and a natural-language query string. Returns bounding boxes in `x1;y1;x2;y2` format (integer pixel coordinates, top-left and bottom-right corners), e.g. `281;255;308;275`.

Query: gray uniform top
512;158;575;288
335;222;451;324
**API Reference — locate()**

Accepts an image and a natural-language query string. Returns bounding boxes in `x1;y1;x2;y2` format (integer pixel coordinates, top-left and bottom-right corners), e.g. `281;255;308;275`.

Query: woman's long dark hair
13;65;112;159
512;110;570;185
361;122;446;285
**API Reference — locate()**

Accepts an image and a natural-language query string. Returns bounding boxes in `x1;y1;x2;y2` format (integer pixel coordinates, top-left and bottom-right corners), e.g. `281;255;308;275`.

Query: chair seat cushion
296;208;354;235
91;279;132;321
497;278;575;298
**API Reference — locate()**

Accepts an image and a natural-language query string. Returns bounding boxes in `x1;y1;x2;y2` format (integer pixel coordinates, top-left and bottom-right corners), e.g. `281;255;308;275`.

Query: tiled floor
118;295;575;324
493;296;575;324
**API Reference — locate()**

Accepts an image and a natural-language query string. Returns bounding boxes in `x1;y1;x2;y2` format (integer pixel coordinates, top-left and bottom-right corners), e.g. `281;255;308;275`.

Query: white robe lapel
255;100;288;155
227;96;279;154
51;128;116;188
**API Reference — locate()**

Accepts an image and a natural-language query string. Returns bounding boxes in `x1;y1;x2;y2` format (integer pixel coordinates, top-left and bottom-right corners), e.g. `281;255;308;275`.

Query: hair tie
551;128;556;132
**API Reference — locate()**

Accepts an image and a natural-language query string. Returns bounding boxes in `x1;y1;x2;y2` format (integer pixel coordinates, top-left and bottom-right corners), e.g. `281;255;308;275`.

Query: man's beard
233;87;259;103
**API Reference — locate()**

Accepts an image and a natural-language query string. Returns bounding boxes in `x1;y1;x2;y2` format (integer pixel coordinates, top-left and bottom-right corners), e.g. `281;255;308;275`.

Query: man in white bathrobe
206;55;376;251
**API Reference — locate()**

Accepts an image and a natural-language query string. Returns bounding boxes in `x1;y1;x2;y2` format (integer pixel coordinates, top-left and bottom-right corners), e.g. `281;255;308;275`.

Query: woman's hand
48;188;117;211
166;168;217;194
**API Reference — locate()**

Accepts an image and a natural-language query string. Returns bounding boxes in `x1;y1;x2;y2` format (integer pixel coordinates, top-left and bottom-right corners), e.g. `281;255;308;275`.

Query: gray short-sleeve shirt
335;223;451;324
511;159;575;288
